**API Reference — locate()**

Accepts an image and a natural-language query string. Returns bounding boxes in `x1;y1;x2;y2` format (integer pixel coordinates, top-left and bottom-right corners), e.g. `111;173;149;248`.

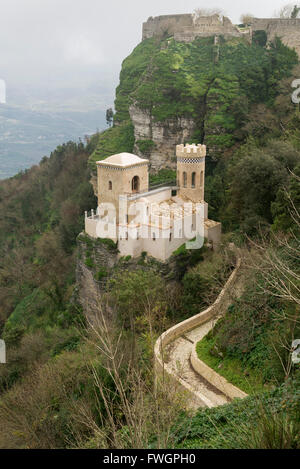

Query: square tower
96;152;149;222
176;143;206;202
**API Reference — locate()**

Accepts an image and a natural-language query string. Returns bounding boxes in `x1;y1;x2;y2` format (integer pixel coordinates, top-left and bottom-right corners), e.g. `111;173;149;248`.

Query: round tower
176;143;206;202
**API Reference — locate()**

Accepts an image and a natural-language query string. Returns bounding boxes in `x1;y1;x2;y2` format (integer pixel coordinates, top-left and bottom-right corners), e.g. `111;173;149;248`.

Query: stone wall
154;252;244;407
142;14;300;57
250;18;300;57
190;347;247;400
142;14;241;42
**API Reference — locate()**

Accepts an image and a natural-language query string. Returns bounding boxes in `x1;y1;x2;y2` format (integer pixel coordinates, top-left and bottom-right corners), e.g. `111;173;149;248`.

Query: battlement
142;13;300;57
176;143;206;158
250;17;300;30
142;13;241;42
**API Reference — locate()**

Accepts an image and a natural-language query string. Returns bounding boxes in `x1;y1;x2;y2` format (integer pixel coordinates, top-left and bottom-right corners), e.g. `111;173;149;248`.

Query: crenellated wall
142;14;241;42
142;13;300;57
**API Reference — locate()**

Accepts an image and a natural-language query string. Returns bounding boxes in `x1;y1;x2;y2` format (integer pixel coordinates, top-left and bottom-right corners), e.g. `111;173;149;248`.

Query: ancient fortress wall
142;14;300;56
142;14;241;42
251;18;300;56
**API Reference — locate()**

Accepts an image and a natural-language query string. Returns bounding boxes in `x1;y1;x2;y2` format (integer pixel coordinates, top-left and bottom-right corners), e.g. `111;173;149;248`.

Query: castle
85;144;221;262
142;13;300;57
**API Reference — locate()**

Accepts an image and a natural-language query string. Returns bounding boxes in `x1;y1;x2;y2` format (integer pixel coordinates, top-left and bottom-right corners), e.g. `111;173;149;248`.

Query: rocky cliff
129;105;195;169
89;19;298;172
76;234;119;320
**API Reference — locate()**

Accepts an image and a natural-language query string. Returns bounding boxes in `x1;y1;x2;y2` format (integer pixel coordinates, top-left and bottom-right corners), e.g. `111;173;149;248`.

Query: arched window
200;171;204;186
132;175;140;193
108;181;112;190
191;172;196;188
183;172;187;188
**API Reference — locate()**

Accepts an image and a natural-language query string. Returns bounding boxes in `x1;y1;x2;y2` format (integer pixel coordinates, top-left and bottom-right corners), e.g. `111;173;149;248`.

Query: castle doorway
132;175;140;193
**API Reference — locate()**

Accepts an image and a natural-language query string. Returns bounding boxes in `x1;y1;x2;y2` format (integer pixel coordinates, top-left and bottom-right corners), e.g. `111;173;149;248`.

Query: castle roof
97;152;149;168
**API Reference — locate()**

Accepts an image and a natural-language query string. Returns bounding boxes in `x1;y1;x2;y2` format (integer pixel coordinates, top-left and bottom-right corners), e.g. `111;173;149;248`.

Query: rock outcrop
75;234;119;320
129;105;196;170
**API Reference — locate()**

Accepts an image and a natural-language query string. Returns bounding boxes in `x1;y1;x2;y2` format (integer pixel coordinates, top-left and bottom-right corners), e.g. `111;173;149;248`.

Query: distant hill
0;105;106;179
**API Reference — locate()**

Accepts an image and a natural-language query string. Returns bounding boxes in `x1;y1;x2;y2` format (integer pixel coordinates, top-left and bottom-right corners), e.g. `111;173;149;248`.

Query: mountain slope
90;35;298;170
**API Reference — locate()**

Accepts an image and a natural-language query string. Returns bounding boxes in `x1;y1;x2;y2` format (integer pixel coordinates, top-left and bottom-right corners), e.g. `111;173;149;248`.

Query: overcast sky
0;0;294;102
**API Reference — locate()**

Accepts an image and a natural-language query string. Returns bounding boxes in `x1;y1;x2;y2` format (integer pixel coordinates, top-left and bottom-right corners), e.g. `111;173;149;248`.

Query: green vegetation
95;268;108;281
172;242;206;280
149;168;176;186
196;336;267;394
180;247;235;316
175;376;300;448
136;139;156;155
95;237;118;252
0;32;299;449
89;34;297;172
89;122;134;171
196;228;300;394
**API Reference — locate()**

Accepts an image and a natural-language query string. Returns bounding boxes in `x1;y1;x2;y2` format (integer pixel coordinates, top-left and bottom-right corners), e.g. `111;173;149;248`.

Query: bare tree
73;307;192;449
274;3;300;18
106;108;114;127
245;171;300;379
240;13;254;25
248;173;300;318
194;8;225;19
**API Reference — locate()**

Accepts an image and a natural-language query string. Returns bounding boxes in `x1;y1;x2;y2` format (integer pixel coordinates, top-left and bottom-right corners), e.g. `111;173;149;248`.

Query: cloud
0;0;293;91
64;34;103;65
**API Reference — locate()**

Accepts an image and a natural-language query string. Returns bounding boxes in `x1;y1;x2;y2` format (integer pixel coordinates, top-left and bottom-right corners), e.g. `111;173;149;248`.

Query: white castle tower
84;144;221;261
176;143;206;203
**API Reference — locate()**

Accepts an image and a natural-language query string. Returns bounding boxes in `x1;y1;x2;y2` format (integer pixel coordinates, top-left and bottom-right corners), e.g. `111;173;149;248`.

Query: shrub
85;257;94;268
95;268;108;281
136;139;155;155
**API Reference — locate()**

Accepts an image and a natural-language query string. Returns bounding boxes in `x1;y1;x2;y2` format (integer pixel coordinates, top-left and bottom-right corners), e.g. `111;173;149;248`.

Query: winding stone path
155;252;246;409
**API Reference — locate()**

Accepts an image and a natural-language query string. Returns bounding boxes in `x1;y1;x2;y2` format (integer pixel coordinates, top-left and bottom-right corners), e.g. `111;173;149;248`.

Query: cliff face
76;235;119;320
75;234;180;320
129;105;195;169
89;26;298;172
